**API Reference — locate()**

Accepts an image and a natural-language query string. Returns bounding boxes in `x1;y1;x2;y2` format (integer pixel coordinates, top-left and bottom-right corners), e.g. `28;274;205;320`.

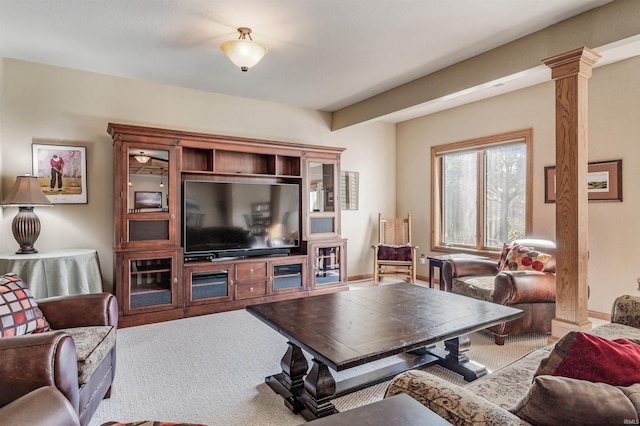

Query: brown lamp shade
1;175;52;206
1;175;52;254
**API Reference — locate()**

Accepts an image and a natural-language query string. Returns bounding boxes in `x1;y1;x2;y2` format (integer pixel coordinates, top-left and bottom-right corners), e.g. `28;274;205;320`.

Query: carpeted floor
89;281;551;426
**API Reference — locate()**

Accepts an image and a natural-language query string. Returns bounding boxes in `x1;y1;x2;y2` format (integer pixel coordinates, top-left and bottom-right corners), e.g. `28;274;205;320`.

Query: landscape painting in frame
32;143;88;204
544;159;622;203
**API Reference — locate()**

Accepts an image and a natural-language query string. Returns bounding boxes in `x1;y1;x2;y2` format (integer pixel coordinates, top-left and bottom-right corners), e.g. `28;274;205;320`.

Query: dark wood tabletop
307;393;450;426
247;282;522;371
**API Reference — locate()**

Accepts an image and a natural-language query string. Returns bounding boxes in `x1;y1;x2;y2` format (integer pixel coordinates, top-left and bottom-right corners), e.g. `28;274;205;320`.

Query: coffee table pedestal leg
265;342;309;414
433;335;488;381
301;359;338;420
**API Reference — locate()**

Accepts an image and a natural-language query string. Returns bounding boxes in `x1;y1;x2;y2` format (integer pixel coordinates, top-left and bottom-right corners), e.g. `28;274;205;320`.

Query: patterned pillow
497;242;519;270
377;244;413;261
500;245;551;272
0;273;51;337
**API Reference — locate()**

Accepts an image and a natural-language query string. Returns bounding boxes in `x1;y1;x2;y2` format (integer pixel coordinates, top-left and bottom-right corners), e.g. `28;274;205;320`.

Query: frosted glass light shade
221;39;268;71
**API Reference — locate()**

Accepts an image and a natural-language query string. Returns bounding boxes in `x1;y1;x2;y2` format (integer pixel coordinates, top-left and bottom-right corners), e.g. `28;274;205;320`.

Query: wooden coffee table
246;283;522;420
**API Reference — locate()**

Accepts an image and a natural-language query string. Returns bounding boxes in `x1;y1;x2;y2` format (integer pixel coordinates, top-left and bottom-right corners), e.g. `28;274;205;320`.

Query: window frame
430;129;533;256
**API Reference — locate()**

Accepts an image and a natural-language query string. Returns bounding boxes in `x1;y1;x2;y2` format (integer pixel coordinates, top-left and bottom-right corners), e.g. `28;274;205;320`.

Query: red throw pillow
0;273;51;337
552;332;640;386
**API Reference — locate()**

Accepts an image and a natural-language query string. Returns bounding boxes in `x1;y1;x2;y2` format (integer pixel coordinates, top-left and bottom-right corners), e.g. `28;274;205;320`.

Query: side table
308;393;449;425
0;248;103;300
428;254;488;290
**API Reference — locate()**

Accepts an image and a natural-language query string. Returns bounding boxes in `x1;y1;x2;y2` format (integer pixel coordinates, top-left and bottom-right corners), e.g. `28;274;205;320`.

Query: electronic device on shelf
182;179;300;259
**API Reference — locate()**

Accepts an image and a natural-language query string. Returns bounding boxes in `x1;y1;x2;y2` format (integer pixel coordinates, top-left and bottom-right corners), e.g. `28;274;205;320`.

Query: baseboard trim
348;274;430;283
588;310;611;321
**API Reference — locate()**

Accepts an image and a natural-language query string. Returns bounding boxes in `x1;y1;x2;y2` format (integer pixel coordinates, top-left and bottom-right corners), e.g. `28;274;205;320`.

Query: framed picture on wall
32;142;88;204
544;159;622;203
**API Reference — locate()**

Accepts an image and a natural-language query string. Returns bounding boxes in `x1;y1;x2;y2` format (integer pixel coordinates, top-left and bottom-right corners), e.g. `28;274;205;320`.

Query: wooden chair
372;213;418;284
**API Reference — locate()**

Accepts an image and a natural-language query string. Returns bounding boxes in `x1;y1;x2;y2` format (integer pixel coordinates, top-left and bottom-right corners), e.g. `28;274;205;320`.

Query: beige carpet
89;282;550;426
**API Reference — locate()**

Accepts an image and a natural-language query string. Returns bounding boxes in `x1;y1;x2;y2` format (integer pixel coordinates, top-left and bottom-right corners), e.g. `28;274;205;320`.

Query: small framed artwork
134;191;163;209
32;143;88;204
544;159;622;203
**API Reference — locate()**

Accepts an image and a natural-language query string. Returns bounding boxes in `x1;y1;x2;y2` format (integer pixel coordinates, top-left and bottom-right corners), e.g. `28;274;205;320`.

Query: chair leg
493;334;506;346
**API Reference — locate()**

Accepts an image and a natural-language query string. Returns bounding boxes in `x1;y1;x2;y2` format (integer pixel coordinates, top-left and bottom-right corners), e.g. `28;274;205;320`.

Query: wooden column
543;47;601;341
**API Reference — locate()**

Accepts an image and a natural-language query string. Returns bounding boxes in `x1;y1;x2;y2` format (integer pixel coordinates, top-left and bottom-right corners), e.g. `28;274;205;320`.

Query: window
431;129;532;253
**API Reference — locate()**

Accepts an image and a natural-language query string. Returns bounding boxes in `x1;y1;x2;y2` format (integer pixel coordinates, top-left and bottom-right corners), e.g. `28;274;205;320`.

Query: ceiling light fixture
134;152;151;163
221;27;268;72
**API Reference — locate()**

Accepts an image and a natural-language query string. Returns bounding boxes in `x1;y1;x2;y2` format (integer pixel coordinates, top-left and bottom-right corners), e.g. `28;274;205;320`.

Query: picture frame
32;143;88;204
134;191;163;209
544;159;622;203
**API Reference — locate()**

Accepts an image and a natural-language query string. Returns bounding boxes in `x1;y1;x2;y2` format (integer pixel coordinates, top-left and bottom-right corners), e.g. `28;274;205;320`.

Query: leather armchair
441;239;556;345
0;292;118;426
0;386;80;426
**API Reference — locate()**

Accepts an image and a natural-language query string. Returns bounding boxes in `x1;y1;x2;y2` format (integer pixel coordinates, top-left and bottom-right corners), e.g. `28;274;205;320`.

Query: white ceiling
0;0;617;116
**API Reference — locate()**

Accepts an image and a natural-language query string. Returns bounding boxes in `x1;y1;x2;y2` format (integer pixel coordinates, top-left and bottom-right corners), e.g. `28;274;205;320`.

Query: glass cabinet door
121;251;179;314
305;159;340;239
122;144;177;247
309;240;346;288
271;256;307;294
184;263;233;305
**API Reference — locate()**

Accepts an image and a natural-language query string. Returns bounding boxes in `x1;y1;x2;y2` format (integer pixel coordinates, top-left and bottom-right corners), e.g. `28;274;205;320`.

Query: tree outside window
432;129;532;254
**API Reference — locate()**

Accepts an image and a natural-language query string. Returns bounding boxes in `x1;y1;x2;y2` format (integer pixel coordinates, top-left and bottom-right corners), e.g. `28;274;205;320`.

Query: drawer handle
249;268;254;274
230;280;234;286
249;287;254;292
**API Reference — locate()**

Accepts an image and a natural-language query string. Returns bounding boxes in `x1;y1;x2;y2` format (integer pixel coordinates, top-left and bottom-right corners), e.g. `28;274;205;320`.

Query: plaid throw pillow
0;273;51;337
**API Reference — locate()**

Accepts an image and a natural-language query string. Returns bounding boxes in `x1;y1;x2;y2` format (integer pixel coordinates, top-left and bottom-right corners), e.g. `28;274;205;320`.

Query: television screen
183;180;300;256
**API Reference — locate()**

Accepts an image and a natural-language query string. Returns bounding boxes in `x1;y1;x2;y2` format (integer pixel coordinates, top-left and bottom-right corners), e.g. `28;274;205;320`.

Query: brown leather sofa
0;292;118;426
441;239;556;345
0;386;80;426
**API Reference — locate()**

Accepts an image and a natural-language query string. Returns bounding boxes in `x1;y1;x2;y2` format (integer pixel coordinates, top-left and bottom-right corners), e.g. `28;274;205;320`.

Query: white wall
397;56;640;315
0;59;396;292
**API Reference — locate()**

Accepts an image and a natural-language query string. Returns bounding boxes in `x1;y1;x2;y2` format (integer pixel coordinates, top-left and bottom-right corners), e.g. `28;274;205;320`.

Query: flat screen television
183;179;300;259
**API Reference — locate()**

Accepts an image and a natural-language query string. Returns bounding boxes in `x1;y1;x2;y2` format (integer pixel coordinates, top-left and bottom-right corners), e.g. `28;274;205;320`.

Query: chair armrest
441;258;498;292
611;295;640;328
38;292;118;329
0;386;79;426
0;332;79;413
385;370;528;425
493;271;556;305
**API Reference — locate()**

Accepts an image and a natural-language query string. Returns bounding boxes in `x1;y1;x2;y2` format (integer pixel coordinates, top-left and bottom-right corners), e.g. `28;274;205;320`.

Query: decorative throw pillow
501;245;551;272
536;331;640;387
497;242;519;270
377;244;413;261
534;330;579;377
510;375;640;426
0;273;51;337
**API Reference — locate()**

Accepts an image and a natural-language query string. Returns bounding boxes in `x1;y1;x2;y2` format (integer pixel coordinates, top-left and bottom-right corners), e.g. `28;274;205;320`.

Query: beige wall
0;59;396;292
397;56;640;315
4;56;636;314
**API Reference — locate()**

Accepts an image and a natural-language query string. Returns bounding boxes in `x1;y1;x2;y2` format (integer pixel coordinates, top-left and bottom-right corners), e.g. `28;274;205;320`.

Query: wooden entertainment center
109;123;347;327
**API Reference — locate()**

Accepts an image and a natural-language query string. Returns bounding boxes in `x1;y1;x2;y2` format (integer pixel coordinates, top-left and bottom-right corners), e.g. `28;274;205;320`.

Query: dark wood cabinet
110;123;348;326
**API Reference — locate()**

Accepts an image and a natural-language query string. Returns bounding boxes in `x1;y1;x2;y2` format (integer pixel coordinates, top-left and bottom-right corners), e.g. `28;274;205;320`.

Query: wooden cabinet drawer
235;281;267;299
236;262;268;281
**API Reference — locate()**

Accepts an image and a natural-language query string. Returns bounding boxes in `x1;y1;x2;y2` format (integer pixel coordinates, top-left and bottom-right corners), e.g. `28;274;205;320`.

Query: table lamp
1;174;53;254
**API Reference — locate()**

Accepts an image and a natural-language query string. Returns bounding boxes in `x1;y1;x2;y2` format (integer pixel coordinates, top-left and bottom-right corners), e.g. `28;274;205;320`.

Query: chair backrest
378;213;412;246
